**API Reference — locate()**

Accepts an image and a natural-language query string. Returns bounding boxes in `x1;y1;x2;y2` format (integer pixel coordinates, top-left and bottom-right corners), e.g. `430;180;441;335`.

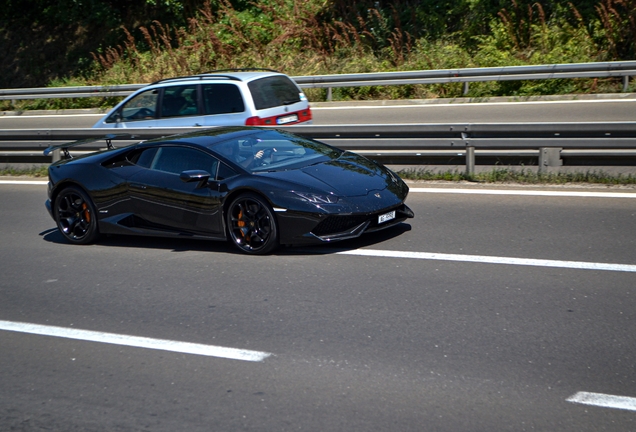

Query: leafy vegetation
1;0;634;106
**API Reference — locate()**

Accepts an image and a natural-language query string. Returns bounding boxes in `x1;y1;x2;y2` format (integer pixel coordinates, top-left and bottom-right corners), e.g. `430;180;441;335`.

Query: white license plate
277;114;298;125
378;210;396;224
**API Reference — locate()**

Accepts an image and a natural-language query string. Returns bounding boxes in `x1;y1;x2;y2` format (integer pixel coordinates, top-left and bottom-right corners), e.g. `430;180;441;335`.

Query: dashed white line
0;180;48;185
410;188;636;198
336;249;636;273
0;320;271;362
313;98;636;110
0;113;103;118
567;391;636;412
2;181;635;199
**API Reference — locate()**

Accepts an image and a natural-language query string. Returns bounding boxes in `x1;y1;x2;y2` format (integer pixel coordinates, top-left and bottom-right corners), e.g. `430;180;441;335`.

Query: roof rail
149;69;281;85
200;68;280;74
150;74;242;85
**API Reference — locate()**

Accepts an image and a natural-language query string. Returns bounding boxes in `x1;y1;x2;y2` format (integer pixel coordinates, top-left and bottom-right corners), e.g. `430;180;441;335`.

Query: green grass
396;167;636;185
3;165;635;186
0;166;49;177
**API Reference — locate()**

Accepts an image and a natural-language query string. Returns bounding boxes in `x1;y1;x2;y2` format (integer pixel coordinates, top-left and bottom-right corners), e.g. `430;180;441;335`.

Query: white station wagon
93;70;312;128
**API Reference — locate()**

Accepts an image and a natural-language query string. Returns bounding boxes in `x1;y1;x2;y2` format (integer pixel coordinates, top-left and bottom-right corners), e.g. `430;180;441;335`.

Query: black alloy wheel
54;186;99;245
227;193;279;254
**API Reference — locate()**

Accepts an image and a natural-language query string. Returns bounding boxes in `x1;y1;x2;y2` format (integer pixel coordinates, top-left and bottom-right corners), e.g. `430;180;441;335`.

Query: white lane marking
336;249;636;273
0;180;48;185
0;320;271;362
313;99;636;110
567;392;636;412
2;181;635;199
0;113;103;118
410;188;636;198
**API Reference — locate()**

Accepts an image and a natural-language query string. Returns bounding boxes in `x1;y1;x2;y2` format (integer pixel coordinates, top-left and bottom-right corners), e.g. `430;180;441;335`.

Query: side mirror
179;170;211;188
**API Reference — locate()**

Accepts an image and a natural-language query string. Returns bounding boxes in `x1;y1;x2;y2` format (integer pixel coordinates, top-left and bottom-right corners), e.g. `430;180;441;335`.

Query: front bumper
277;203;414;245
309;203;414;242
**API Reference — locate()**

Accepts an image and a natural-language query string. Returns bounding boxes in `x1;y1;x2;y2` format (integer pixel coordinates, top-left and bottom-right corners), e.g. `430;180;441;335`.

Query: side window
217;162;239;180
202;84;245;115
108;89;158;123
160;85;199;118
149;147;219;176
126;147;159;168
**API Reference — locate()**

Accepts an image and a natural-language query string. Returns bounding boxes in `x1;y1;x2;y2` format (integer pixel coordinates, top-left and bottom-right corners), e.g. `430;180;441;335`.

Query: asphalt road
1;181;635;431
0;97;635;129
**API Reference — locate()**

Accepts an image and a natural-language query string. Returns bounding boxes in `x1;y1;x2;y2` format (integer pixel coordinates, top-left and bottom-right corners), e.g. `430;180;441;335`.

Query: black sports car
44;127;414;254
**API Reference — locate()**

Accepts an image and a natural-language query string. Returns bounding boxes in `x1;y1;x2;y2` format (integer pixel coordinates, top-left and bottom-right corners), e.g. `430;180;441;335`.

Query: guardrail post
623;76;630;92
538;147;562;173
327;87;332;102
462;82;469;96
466;146;475;176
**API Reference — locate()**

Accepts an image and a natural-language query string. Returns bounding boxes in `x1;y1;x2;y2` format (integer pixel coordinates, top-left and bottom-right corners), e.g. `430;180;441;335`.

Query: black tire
226;193;279;254
54;186;99;245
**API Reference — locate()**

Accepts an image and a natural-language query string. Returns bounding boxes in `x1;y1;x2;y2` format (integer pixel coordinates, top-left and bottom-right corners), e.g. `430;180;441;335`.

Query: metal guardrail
294;61;636;98
0;61;634;101
1;123;636;174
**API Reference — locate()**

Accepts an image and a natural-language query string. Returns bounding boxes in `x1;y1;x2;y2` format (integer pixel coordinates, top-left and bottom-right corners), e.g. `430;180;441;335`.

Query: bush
5;0;635;110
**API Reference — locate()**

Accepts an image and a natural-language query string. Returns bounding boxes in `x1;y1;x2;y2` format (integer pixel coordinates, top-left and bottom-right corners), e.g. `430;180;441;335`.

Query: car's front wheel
54;186;99;245
226;193;279;254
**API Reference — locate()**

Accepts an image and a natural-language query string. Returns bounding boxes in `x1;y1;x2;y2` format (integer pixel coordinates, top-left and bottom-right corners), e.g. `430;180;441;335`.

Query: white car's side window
160;85;199;118
202;84;245;115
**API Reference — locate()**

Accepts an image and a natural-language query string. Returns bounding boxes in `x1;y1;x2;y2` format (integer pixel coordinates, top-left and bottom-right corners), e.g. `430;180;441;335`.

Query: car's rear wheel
54;186;99;245
226;193;279;254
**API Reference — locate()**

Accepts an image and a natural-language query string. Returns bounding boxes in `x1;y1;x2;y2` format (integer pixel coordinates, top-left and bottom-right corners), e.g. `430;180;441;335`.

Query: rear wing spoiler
43;133;133;159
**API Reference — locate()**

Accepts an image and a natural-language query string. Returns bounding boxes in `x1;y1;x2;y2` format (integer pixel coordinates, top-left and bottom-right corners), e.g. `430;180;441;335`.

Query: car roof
148;70;285;87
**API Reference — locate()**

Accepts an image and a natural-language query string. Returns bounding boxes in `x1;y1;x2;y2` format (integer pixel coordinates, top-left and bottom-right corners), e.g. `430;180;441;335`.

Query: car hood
262;152;397;197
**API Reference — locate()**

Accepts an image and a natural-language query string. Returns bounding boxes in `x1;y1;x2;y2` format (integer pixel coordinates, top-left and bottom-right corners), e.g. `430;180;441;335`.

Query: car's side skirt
98;214;227;241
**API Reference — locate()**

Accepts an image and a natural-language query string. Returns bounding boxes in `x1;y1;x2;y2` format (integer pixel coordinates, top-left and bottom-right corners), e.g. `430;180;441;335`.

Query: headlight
292;191;339;204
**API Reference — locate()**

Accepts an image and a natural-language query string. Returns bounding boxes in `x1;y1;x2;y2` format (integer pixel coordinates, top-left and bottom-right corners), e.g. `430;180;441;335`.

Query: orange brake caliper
237;209;248;240
82;203;91;222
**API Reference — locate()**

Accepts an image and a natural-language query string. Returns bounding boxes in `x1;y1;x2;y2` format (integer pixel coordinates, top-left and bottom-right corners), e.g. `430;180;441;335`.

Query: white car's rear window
248;76;302;110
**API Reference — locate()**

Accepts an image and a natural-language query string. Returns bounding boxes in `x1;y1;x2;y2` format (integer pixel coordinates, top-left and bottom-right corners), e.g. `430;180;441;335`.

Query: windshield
211;129;342;172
